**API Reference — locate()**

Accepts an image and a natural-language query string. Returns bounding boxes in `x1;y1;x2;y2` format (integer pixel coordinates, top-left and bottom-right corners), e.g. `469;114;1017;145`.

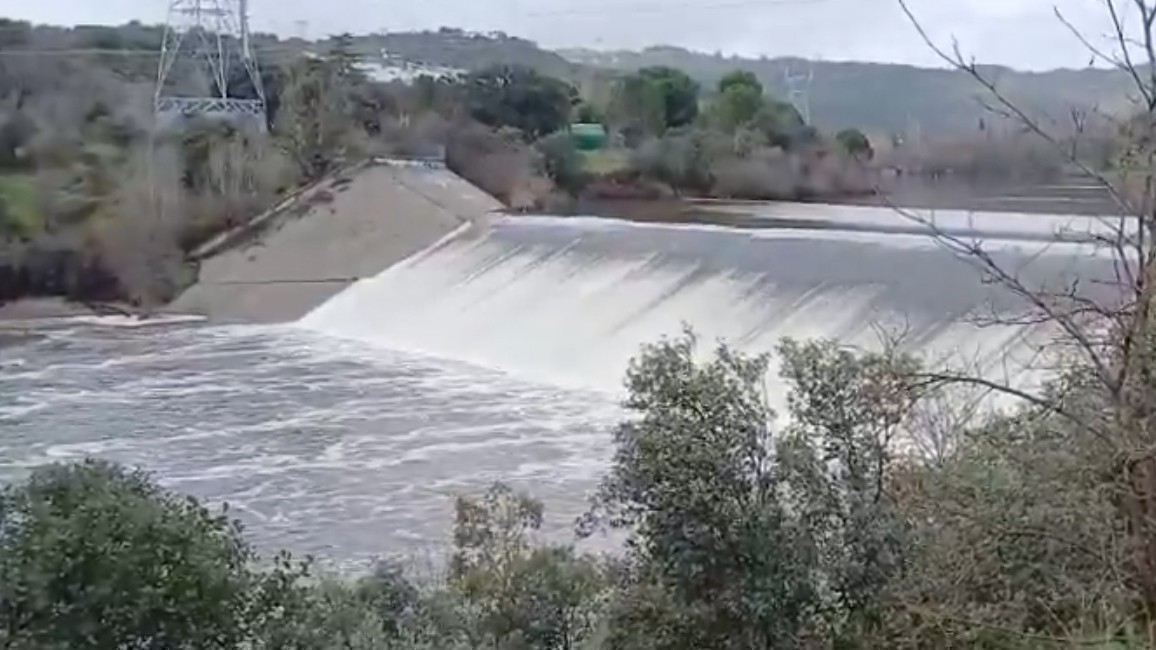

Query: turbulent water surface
0;208;1117;568
0;323;621;569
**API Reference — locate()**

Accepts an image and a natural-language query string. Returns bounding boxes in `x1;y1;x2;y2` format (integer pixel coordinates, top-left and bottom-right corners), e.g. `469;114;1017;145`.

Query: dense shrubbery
3;329;1149;648
596;66;874;202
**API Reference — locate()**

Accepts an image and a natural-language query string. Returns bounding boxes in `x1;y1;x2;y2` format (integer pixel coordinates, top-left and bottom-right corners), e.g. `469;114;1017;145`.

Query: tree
91;143;191;310
451;483;607;650
607;73;667;145
575;102;605;125
585;330;920;649
753;100;811;149
276;53;359;180
835;128;874;159
629;128;730;193
274;37;372;181
775;339;919;646
0;460;302;649
717;70;762;95
637;66;700;130
536;131;587;196
711;70;765;133
465;65;577;140
895;0;1156;643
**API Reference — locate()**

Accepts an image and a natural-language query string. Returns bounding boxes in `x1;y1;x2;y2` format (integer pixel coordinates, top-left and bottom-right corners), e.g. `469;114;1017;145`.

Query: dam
0;163;1119;567
300;206;1112;398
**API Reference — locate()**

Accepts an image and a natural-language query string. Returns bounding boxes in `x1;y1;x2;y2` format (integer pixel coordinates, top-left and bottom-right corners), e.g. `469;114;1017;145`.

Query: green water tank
570;123;608;151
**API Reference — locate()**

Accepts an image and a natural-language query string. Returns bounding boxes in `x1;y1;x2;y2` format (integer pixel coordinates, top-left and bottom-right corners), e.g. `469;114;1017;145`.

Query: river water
0;321;621;570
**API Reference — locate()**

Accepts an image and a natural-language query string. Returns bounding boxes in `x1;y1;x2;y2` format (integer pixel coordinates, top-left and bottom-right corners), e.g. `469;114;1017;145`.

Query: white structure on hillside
357;50;464;84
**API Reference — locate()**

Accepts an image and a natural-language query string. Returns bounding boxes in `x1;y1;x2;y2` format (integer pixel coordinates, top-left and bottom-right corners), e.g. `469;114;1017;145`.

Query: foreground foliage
0;460;302;649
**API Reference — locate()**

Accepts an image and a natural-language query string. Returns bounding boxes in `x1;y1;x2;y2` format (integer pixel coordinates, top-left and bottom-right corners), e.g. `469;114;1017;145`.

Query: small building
569;123;608;151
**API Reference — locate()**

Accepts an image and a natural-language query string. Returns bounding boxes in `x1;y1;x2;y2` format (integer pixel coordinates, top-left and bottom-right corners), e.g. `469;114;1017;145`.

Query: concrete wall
169;160;502;323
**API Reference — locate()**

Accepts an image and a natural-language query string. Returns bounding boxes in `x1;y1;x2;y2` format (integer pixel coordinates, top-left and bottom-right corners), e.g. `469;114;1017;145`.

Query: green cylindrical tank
570;123;608;151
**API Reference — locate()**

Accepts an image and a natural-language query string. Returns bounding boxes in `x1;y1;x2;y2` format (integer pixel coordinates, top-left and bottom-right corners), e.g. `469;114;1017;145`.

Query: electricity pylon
154;0;266;130
783;60;814;125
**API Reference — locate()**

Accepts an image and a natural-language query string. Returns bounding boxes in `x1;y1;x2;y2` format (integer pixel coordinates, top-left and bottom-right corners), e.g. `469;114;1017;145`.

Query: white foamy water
1;323;621;570
300;215;1112;404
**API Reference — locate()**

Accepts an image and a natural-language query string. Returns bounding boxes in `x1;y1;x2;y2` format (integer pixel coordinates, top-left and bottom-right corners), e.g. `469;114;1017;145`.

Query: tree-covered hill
350;29;1133;134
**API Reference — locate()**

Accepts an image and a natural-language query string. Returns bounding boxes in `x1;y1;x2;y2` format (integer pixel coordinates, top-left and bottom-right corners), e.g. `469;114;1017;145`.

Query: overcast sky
0;0;1128;70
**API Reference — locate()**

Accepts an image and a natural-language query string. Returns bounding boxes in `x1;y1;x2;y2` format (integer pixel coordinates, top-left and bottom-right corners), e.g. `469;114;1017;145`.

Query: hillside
0;19;1125;137
340;29;1131;135
341;29;581;80
560;47;1134;134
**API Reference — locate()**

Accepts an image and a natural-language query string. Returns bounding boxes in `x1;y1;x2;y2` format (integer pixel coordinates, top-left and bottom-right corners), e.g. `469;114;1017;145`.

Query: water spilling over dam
300;209;1115;401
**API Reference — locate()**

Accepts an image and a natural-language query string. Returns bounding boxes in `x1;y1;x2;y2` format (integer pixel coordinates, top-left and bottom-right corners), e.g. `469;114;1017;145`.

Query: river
0;321;621;570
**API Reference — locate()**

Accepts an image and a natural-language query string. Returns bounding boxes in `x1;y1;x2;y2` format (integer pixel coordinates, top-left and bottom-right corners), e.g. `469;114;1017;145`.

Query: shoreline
0;298;145;323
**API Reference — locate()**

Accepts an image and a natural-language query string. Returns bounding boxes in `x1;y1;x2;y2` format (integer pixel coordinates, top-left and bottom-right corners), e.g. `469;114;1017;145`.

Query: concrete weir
175;157;1116;403
169;159;502;323
299;210;1116;400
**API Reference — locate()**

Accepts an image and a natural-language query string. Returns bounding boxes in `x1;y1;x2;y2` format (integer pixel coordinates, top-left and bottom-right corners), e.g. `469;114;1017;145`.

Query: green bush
835;128;874;159
629;128;731;193
0;460;300;649
583;332;921;649
451;484;609;650
536;131;588;196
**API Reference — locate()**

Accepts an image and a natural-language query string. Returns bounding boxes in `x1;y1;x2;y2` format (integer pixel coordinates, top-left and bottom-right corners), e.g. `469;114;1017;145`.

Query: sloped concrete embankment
170;160;502;323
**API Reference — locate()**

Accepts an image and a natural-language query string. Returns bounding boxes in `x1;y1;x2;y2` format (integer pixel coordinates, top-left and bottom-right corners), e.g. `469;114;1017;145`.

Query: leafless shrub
889;0;1156;643
88;146;188;310
276;56;358;181
630;128;876;201
175;126;297;251
711;147;798;200
445;121;554;208
798;150;876;198
379;113;451;159
879;131;1067;183
629;129;731;194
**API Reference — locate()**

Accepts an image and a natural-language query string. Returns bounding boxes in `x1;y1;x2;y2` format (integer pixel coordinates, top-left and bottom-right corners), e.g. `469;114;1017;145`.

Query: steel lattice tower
783;62;814;125
154;0;266;129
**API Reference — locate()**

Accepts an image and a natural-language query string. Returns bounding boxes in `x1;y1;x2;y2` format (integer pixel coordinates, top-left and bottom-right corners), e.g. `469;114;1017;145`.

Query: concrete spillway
299;208;1117;399
171;161;502;323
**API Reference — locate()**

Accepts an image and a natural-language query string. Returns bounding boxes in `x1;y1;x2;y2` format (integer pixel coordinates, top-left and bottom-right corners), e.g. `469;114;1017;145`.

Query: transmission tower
783;61;814;125
154;0;266;130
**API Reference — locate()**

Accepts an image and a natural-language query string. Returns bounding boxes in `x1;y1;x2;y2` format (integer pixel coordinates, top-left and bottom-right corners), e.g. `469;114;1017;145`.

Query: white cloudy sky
0;0;1130;70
